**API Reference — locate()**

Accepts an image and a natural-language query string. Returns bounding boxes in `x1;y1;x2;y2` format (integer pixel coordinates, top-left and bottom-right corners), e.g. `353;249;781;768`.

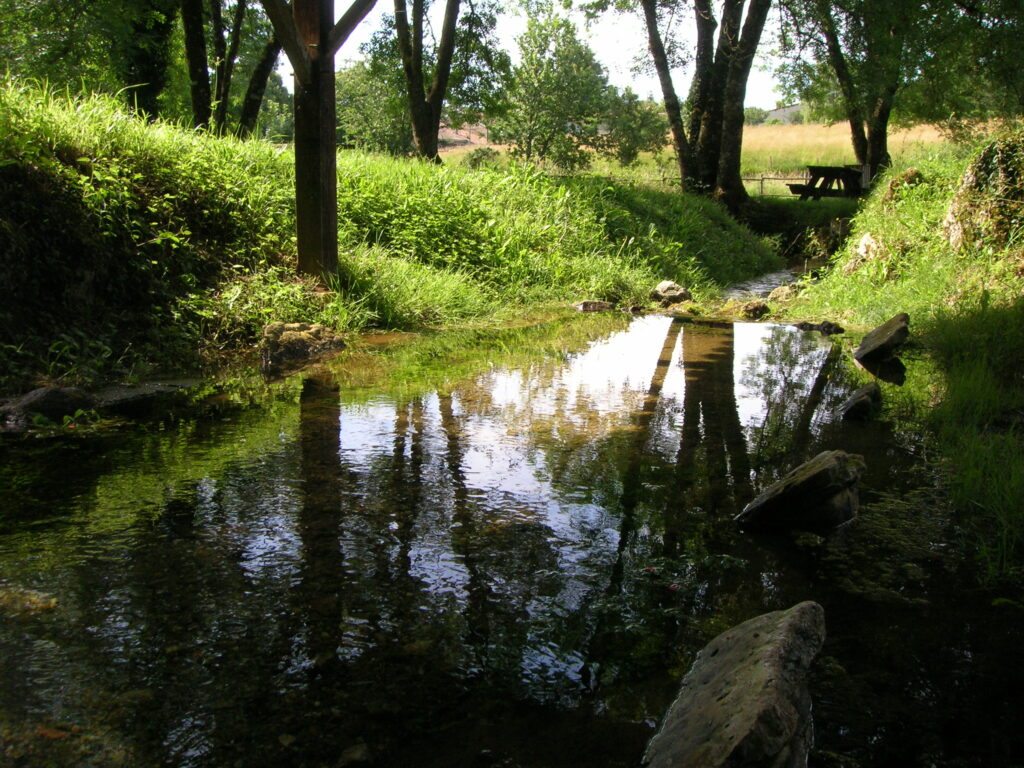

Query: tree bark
237;36;282;136
639;0;695;190
715;0;772;209
181;0;212;128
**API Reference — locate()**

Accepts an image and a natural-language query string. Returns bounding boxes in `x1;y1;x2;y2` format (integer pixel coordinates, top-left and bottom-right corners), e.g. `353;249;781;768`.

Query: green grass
783;132;1024;583
0;79;779;393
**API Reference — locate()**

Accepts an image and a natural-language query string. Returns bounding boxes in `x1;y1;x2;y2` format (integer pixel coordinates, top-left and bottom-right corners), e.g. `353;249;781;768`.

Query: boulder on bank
735;450;865;533
838;382;882;420
651;280;692;306
768;284;802;303
643;601;826;768
853;313;909;363
740;300;770;320
944;135;1024;251
261;322;345;372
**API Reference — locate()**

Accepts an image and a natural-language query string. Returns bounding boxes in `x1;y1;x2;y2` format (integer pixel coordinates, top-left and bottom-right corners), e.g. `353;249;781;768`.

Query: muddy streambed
1;315;1021;767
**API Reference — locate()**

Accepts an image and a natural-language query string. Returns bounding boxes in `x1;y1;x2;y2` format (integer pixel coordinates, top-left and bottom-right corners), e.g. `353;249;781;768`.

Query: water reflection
1;316;1021;766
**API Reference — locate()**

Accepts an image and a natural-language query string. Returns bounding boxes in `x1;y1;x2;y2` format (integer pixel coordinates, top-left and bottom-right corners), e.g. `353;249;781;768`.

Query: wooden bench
787;183;849;199
790;165;868;200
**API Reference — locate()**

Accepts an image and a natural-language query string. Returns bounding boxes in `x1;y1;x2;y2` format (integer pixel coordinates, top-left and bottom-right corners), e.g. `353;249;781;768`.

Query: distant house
765;104;804;124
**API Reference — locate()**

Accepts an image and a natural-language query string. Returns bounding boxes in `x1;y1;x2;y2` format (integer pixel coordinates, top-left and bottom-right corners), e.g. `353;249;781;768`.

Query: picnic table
788;165;867;200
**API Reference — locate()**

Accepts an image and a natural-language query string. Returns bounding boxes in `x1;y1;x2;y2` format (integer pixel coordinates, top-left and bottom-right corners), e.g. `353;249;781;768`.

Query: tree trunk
121;0;179;119
686;0;717;149
394;0;460;161
181;0;212;128
237;36;282;137
715;0;772;210
214;0;248;131
865;86;896;177
814;0;867;164
639;0;694;190
695;0;742;189
293;0;338;278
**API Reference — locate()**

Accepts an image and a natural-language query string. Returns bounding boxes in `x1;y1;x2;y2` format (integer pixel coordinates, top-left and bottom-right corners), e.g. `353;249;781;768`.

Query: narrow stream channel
1;315;1021;766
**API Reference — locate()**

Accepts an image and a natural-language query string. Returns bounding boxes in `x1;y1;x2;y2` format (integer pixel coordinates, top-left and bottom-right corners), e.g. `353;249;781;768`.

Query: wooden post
293;0;337;278
261;0;377;280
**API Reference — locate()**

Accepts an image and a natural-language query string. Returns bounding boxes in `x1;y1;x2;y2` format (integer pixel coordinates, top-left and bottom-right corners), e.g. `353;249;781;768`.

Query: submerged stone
854;313;909;363
838;382;882;420
735;450;865;533
794;320;845;336
643;601;826;768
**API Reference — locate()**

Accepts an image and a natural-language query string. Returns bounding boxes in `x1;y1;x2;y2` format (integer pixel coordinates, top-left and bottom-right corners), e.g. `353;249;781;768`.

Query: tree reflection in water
1;318;1021;767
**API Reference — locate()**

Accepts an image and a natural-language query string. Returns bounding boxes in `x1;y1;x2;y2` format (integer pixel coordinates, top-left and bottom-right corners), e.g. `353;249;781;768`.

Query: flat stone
3;386;96;422
854;313;909;363
574;300;615;313
735;450;865;533
838;382;882;420
643;601;826;768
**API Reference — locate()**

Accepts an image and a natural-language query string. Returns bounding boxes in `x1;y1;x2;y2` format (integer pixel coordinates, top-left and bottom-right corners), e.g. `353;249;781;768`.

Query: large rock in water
853;313;909;363
837;382;882;420
643;601;826;768
735;450;865;533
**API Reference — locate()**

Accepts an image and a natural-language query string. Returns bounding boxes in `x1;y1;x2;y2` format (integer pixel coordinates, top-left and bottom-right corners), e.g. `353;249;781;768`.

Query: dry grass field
741;122;947;175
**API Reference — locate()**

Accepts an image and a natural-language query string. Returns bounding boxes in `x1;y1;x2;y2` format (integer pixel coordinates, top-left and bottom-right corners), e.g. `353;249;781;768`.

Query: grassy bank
0;80;777;393
783;132;1024;582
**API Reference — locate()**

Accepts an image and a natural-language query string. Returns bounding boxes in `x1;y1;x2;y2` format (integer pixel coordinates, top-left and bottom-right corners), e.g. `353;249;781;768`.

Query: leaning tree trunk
715;0;772;210
237;36;282;137
639;0;695;190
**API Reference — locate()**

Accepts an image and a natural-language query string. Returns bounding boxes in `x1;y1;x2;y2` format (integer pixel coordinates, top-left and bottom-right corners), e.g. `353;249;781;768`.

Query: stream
1;314;1021;767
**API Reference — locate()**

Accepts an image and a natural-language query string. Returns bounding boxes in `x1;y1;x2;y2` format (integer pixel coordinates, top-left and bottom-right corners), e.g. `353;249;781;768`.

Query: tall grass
0;79;778;391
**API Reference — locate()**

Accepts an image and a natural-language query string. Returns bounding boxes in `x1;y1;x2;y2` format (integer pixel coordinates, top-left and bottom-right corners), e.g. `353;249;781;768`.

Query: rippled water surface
1;315;1021;766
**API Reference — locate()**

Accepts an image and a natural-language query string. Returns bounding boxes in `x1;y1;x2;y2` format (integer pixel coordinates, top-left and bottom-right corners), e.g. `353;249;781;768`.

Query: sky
283;2;784;110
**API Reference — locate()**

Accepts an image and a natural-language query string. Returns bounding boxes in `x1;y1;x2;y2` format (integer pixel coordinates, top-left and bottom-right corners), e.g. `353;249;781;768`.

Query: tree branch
327;0;379;56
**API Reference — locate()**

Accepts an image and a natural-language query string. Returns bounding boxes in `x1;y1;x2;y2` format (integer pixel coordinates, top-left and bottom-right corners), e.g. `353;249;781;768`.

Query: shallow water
721;268;801;299
1;316;1021;767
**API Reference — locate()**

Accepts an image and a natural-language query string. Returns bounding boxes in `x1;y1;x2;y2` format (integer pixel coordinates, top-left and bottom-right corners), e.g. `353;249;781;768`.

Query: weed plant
786;132;1024;583
1;79;777;392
